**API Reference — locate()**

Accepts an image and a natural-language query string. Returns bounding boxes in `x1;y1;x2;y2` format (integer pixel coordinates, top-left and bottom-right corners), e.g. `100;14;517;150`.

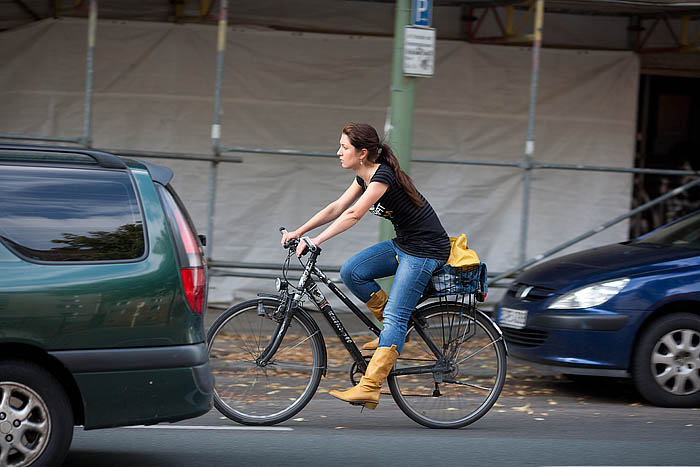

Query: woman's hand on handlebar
280;229;300;247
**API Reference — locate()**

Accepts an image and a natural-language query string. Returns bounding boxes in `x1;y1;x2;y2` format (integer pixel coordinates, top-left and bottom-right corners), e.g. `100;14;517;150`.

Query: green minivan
0;144;213;466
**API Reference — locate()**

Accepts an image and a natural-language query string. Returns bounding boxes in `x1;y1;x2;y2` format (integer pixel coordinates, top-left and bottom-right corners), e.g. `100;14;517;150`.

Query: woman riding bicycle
281;122;451;410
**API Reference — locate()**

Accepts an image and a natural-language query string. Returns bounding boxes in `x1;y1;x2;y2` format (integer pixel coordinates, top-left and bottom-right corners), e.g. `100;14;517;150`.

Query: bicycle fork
255;296;297;367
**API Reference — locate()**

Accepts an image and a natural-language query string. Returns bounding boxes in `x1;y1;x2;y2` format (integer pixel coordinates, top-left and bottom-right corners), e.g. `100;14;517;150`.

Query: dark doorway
631;74;700;237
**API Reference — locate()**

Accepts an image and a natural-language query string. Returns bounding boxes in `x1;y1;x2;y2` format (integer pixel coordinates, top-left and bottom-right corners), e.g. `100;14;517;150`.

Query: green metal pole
377;0;416;294
381;0;415;243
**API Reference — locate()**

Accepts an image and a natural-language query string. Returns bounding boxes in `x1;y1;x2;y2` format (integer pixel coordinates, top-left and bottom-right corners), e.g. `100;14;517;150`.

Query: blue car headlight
548;278;630;310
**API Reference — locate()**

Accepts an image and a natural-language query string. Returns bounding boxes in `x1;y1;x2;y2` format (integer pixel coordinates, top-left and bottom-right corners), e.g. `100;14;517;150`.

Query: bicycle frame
258;245;459;378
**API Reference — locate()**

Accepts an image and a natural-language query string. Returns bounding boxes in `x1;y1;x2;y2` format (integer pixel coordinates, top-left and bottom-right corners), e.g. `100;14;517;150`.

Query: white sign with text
403;26;435;77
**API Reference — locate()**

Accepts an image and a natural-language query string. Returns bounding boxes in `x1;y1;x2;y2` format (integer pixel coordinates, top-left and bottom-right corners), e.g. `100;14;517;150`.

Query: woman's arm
297;181;388;255
282;181;363;245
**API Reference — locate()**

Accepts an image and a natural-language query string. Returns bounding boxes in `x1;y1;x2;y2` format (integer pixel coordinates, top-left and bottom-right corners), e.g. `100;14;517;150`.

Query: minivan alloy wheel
651;328;700;396
0;382;50;466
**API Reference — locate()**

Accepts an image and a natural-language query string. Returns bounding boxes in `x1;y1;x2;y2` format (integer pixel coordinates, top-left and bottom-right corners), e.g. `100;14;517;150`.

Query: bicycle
207;229;507;429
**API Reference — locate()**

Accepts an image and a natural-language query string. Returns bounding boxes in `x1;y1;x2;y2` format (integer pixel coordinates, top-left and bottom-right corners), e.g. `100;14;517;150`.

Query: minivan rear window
0;166;145;262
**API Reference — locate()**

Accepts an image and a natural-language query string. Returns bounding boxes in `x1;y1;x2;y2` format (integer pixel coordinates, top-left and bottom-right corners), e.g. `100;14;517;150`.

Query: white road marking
125;425;293;432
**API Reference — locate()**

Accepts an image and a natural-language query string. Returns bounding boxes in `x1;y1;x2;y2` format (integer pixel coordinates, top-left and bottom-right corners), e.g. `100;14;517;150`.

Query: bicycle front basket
428;262;488;297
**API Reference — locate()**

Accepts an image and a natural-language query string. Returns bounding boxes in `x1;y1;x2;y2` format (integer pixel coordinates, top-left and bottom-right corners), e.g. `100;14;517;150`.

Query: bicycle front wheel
207;298;325;425
388;303;507;429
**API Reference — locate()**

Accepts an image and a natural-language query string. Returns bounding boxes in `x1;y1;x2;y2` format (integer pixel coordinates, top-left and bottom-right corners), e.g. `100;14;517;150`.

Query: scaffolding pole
520;0;544;265
82;0;97;148
207;0;228;259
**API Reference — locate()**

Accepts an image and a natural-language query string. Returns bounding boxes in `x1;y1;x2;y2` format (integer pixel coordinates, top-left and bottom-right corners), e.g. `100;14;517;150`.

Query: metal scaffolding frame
1;0;699;290
464;0;700;53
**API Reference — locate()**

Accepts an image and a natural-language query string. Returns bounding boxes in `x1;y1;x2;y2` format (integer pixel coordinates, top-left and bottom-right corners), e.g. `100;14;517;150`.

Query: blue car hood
516;242;699;290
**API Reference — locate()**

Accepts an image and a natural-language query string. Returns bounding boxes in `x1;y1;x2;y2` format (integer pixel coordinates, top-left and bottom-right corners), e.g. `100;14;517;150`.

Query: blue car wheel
633;313;700;407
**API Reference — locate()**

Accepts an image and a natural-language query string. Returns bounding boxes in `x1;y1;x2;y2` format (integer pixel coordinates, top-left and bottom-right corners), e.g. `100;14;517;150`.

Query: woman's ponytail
378;143;423;207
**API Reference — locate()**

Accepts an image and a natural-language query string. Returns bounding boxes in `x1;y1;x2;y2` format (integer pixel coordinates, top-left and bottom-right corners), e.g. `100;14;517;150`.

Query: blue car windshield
635;212;700;249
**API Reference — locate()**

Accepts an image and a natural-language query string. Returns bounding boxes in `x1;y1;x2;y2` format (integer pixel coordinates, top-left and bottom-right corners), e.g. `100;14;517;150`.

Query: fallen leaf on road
512;404;533;415
293;418;305;422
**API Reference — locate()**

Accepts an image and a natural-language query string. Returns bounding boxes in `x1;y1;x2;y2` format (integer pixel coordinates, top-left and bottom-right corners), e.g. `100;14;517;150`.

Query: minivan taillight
170;194;206;315
181;267;205;315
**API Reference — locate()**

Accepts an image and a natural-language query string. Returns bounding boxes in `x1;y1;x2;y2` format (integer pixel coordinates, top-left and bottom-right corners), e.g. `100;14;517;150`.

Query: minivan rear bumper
50;343;213;430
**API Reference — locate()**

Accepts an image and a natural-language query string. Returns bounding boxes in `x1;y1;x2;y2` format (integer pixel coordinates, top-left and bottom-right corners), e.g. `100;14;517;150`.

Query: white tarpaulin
0;19;639;303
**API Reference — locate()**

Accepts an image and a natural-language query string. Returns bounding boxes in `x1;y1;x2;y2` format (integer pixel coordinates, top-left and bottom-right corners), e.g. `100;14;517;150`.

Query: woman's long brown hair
342;122;423;207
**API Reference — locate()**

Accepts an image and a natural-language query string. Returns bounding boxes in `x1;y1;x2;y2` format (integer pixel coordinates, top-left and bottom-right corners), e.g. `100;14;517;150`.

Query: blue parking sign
412;0;432;27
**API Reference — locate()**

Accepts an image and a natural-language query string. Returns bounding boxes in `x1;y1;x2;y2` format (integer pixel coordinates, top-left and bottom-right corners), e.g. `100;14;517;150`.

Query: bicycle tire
207;298;325;425
387;302;507;429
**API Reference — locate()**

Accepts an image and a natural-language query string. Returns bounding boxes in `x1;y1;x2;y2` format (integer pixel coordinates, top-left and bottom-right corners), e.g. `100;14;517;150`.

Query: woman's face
337;133;363;170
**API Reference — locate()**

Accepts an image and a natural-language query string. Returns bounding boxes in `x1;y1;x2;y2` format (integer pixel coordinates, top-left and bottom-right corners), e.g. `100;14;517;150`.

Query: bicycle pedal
349;401;377;410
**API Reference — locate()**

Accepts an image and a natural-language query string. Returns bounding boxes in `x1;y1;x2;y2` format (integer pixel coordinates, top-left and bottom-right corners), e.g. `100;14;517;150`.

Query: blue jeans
340;240;444;354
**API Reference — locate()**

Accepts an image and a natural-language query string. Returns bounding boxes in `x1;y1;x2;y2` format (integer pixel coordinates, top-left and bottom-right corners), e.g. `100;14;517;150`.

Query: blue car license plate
500;308;528;329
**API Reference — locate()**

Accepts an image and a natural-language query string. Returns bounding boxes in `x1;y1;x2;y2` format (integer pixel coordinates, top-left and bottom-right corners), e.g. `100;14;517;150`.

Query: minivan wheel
0;360;73;467
632;313;700;407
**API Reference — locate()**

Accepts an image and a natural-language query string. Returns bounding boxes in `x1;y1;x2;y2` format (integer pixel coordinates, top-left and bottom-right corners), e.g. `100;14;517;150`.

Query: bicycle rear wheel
387;303;507;429
207;298;325;425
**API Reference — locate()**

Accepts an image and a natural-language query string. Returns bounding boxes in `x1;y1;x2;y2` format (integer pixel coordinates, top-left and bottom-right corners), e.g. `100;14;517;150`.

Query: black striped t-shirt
357;164;451;261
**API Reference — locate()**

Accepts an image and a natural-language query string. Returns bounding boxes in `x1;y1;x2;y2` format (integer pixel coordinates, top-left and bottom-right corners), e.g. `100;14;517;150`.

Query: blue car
496;211;700;407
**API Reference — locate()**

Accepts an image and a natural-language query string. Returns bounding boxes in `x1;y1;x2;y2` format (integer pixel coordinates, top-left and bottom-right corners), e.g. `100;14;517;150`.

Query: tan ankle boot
361;290;388;351
329;345;398;409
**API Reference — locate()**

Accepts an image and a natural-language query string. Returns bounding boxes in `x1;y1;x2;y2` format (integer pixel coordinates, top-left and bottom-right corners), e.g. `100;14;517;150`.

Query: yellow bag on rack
447;234;480;268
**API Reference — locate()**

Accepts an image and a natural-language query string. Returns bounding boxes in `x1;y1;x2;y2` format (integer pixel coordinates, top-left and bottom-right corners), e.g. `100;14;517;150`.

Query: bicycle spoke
274;330;320;360
455;337;501;366
442;378;490;391
227;322;261;360
246;312;265;356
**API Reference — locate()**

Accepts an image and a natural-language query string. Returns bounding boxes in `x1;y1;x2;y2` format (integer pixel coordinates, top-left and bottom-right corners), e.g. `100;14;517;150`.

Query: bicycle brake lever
300;236;317;252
